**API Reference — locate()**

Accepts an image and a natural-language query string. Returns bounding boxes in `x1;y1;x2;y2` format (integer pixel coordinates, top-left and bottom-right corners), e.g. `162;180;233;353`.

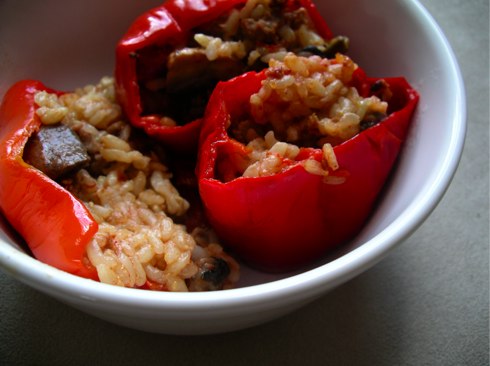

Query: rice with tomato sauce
33;78;239;292
229;53;390;179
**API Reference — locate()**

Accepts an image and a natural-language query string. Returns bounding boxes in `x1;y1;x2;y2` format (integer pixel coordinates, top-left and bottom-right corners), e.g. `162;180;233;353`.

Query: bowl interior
0;0;465;295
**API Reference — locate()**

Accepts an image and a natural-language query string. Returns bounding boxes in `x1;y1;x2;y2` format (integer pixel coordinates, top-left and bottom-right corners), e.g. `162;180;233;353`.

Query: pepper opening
213;53;393;182
133;0;348;126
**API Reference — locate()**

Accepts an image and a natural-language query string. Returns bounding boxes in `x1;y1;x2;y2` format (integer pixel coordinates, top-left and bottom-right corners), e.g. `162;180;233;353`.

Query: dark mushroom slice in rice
299;36;350;59
23;123;90;180
153;49;246;124
188;257;232;291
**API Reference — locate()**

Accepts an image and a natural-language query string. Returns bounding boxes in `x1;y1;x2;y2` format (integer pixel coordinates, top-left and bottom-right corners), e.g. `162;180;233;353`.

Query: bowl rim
0;0;466;310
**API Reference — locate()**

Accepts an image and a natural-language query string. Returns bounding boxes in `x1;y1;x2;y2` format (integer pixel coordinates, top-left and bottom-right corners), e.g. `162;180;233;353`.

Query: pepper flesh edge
0;80;98;279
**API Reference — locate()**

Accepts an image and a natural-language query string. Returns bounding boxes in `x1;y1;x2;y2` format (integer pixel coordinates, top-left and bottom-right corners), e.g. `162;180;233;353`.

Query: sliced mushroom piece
23;124;90;180
200;257;231;286
166;48;244;94
301;35;350;58
188;256;231;291
157;48;245;123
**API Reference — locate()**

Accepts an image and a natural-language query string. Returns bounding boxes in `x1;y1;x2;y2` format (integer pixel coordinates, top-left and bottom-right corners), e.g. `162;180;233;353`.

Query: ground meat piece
240;17;280;44
283;7;310;29
23;124;90;180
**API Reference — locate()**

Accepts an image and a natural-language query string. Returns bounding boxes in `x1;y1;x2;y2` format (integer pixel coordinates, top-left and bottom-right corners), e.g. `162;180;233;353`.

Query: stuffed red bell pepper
197;53;419;272
0;80;98;279
0;78;240;291
115;0;347;152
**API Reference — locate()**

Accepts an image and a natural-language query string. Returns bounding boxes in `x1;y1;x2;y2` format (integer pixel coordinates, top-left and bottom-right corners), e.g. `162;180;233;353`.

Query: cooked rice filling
32;78;239;292
228;53;390;179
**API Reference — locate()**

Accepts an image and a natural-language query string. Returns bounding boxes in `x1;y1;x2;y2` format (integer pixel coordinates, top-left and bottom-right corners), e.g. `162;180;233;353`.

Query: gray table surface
0;1;488;365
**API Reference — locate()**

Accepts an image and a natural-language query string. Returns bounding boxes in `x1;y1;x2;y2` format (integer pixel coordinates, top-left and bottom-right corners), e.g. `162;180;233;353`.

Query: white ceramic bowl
0;0;465;334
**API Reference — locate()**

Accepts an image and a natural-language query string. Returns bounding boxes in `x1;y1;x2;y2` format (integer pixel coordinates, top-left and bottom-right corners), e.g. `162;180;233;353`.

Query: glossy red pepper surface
115;0;333;153
0;80;98;279
197;68;419;272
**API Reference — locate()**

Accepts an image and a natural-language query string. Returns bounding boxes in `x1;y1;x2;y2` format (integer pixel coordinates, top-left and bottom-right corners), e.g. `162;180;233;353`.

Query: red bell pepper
0;80;98;279
115;0;334;153
197;67;419;272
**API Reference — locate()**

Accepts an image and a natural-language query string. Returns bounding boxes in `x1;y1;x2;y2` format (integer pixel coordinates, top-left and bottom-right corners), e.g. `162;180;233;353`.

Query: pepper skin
115;0;333;153
0;80;98;279
197;69;419;272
